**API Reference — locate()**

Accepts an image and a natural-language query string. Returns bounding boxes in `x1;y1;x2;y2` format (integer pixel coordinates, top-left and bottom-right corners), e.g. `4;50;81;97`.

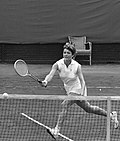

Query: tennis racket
14;59;42;84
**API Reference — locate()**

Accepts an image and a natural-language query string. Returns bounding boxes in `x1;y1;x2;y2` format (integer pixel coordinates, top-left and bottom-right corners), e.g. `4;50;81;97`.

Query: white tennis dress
56;58;87;96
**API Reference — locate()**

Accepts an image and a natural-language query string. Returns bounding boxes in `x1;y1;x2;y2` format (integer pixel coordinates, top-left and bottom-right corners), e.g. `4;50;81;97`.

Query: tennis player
42;42;119;138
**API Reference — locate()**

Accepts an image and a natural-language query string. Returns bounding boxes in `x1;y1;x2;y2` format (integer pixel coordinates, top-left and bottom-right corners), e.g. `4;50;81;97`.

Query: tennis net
0;95;120;141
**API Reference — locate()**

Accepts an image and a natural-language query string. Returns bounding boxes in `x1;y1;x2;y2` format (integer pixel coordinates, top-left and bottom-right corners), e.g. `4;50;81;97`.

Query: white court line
21;113;74;141
13;85;120;89
49;86;120;89
87;86;120;89
46;85;120;89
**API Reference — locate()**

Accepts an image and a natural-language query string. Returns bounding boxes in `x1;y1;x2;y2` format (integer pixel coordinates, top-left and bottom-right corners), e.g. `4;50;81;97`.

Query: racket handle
37;79;42;84
29;74;47;87
37;79;47;87
29;74;42;84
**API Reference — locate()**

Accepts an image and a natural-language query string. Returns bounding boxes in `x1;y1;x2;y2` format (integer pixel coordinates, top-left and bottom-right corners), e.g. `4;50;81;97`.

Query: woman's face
63;48;73;60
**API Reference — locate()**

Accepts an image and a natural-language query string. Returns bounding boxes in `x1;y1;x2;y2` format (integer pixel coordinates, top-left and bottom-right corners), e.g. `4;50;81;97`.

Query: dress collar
61;58;74;65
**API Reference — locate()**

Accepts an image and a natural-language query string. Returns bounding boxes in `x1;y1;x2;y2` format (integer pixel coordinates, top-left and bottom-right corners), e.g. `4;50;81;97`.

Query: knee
77;100;92;113
84;105;99;113
60;105;68;115
84;107;91;113
82;103;93;113
59;108;67;119
61;109;67;115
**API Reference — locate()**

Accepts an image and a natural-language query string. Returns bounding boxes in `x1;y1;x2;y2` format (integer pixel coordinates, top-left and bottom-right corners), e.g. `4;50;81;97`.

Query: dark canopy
0;0;120;43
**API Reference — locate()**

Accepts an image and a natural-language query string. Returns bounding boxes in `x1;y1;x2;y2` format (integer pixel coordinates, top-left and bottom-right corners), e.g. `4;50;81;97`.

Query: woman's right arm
42;62;58;87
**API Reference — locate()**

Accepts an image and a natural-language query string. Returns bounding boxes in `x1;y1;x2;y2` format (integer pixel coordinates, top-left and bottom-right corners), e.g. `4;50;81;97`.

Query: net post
106;96;111;141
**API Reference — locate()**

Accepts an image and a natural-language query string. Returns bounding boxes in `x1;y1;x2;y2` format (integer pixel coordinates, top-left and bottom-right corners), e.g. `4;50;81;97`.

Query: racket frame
14;59;42;84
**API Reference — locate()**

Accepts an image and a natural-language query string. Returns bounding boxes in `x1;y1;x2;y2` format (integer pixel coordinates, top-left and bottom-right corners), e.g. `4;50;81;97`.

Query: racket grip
38;80;47;87
37;79;42;84
41;80;47;87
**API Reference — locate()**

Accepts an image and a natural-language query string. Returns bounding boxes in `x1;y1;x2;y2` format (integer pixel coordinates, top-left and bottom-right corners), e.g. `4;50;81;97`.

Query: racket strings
15;61;28;76
14;59;42;83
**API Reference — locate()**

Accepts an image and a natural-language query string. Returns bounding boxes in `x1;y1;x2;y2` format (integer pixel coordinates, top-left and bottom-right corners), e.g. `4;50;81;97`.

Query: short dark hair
63;42;76;56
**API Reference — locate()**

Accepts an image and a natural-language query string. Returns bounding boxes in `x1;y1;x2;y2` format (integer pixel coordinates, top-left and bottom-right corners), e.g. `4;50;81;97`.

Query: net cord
1;94;120;100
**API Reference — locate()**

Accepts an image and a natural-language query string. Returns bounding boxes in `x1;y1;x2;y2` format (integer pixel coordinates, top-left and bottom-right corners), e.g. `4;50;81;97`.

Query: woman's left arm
42;62;58;87
77;64;86;95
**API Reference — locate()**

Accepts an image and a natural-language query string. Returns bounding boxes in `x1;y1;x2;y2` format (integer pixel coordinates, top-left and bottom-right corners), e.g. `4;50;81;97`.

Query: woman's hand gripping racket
14;59;42;85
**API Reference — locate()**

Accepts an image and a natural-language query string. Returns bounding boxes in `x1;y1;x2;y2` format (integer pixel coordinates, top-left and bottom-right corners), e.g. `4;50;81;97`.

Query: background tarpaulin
0;0;120;43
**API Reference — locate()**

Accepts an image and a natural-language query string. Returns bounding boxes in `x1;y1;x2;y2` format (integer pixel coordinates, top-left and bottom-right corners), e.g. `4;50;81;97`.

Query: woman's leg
75;100;119;128
75;100;107;116
55;99;75;130
50;99;75;138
